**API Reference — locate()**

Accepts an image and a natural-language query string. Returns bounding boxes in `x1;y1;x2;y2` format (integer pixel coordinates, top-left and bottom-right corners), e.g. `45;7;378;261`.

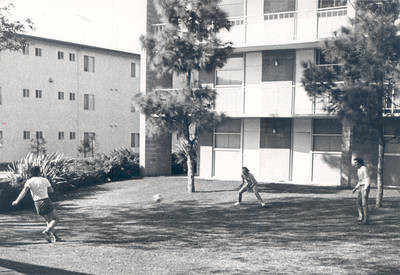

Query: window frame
215;55;244;87
312;119;342;153
23;131;30;140
58;91;64;100
57;51;64;60
69;53;75;62
58;131;65;140
83;94;95;110
214;119;242;149
69;92;76;101
35;48;42;57
131;133;140;148
35;89;42;98
84;55;95;72
23;89;30;98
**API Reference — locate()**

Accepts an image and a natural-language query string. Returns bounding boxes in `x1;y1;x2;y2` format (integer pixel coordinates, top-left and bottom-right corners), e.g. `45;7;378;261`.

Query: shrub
103;148;140;181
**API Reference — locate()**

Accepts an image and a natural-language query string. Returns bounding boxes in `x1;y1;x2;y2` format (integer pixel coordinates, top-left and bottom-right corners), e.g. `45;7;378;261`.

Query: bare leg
253;186;266;207
361;188;370;224
237;185;247;203
357;191;363;221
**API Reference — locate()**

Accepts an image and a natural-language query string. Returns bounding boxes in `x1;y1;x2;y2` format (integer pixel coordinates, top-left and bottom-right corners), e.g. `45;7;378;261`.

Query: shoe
51;232;62;242
234;202;241;206
261;203;267;208
357;217;363;222
42;230;52;243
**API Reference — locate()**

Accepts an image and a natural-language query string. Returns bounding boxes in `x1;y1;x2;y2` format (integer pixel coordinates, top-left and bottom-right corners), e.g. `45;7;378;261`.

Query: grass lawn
0;177;400;274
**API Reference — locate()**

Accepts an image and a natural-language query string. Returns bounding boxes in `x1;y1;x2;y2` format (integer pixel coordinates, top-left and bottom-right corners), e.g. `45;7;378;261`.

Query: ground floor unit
198;117;400;187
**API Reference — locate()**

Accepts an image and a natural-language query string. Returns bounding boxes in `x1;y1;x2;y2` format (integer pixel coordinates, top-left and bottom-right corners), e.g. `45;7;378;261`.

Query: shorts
34;198;54;216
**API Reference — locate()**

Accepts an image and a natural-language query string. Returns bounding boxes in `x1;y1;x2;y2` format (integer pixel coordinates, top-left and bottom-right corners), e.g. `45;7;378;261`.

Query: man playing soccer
352;157;370;225
12;166;60;243
235;167;266;207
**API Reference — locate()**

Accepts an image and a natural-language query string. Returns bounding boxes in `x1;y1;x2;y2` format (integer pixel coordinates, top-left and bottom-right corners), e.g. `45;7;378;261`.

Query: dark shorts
34;198;54;216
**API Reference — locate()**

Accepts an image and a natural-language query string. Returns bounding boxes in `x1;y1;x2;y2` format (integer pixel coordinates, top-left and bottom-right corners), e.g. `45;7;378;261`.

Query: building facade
0;35;140;163
144;0;400;186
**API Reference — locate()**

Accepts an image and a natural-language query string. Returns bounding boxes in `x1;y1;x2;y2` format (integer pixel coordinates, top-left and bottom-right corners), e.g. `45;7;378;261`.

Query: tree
137;0;232;192
30;137;47;156
0;3;33;51
302;0;400;207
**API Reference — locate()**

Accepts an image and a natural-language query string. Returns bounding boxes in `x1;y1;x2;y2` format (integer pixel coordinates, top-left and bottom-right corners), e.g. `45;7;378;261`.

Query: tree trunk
376;122;385;208
186;154;195;193
340;119;353;188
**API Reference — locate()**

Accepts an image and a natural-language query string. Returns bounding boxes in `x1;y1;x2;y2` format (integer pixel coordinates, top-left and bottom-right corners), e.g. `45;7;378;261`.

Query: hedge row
0;148;141;212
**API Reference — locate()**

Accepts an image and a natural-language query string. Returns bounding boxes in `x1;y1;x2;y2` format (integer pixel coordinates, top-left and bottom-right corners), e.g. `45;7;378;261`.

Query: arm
48;186;54;193
12;186;29;206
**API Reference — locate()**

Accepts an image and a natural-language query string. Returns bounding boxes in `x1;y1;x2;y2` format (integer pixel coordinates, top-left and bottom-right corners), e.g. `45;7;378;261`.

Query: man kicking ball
12;166;60;243
235;167;266;207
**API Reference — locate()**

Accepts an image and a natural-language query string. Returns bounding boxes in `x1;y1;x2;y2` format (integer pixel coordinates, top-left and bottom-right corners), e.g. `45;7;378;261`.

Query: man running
12;166;60;243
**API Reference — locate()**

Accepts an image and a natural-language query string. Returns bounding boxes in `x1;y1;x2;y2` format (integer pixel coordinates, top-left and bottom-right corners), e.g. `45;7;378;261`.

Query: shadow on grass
258;183;344;194
0;258;90;275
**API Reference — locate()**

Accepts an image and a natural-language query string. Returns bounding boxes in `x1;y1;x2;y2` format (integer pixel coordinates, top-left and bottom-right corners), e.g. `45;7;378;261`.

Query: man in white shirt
12;166;60;243
352;157;370;224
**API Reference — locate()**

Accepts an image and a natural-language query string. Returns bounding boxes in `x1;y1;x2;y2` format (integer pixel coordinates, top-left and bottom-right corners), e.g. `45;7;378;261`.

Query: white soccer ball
153;194;163;203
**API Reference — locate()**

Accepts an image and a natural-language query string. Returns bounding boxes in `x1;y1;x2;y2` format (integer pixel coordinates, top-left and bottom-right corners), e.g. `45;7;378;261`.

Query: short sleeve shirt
24;177;51;201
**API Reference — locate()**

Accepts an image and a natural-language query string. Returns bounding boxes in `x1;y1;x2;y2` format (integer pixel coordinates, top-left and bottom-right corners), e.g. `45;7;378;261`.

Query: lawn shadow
257;183;344;194
0;258;90;275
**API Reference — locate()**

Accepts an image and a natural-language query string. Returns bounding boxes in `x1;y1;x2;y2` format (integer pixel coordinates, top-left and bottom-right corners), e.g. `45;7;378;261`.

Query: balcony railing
151;5;354;48
153;84;400;118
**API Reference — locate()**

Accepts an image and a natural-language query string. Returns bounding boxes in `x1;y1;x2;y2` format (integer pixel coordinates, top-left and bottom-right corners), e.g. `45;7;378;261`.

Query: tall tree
0;3;33;50
137;0;232;192
302;0;400;207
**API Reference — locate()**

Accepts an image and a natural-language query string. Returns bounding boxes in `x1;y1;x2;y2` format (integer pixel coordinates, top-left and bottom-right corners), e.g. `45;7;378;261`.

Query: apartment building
0;35;140;163
143;0;400;186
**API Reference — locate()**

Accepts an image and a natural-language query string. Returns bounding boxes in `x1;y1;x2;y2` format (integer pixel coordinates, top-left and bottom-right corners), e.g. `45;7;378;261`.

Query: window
36;131;43;140
23;89;30;98
0;87;2;105
264;0;295;14
35;89;42;98
313;119;341;152
262;50;295;82
70;132;76;140
315;49;342;81
84;94;95;110
69;53;75;61
35;48;42;57
0;131;3;147
22;44;29;55
131;62;136;77
131;133;140;147
84;55;95;72
319;0;347;8
216;55;243;86
260;118;291;148
219;0;244;17
57;51;64;60
69;92;76;101
23;131;30;140
58;91;64;100
83;132;96;157
58;131;65;140
214;119;241;149
384;118;400;154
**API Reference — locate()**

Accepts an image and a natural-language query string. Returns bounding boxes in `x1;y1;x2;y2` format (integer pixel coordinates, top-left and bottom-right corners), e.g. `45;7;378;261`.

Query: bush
171;151;187;175
103;148;140;181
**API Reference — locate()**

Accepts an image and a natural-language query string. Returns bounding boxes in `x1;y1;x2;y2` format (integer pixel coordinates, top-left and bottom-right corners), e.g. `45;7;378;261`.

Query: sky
2;0;146;53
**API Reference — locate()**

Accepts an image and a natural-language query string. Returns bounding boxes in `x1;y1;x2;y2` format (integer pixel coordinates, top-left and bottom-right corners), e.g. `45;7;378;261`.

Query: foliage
77;139;97;158
0;3;33;51
302;0;400;206
6;152;76;190
102;148;141;181
30;138;47;156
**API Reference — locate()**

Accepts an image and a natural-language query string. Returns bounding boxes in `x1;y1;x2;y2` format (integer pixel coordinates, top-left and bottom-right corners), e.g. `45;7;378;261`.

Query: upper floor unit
150;0;355;50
